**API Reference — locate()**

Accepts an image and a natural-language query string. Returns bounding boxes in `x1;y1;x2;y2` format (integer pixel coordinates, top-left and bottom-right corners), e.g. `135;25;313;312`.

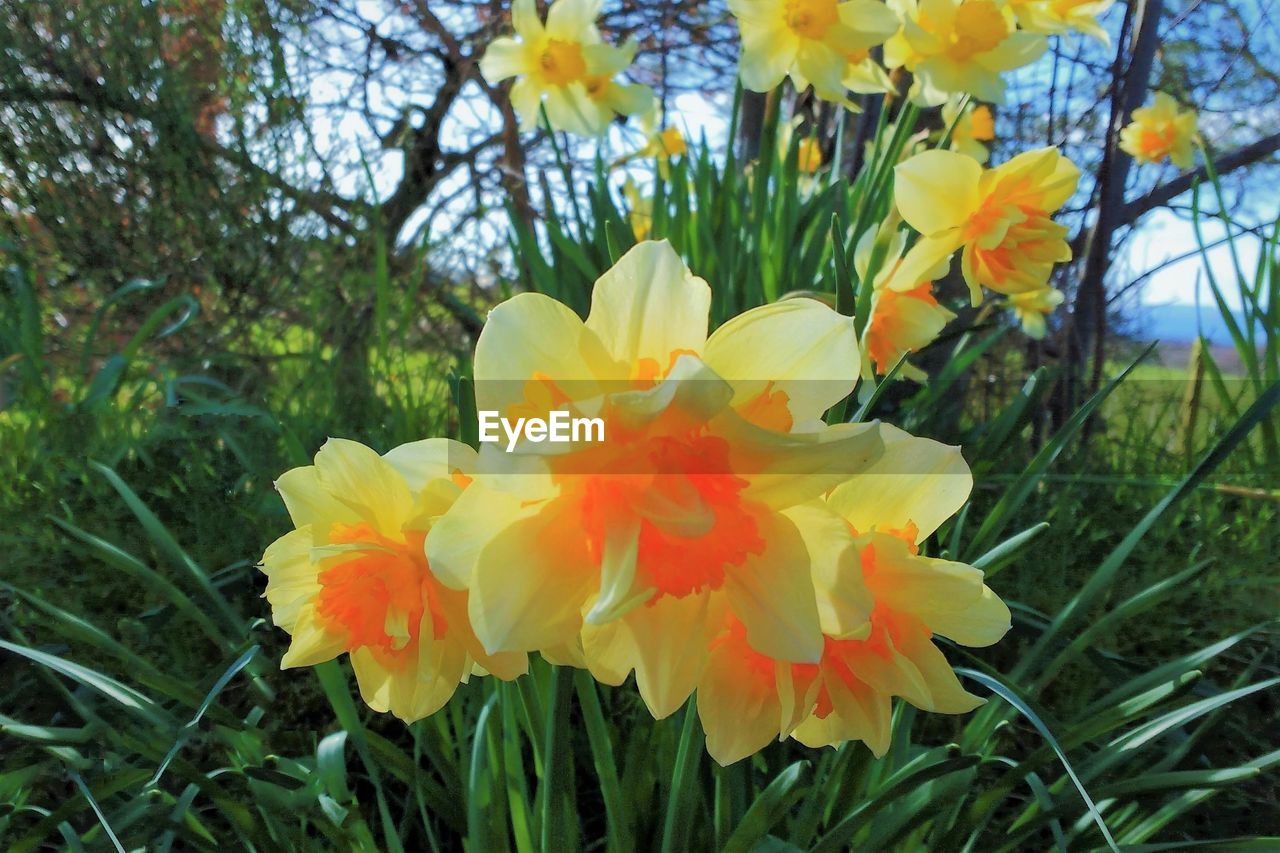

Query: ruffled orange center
533;353;768;601
577;430;765;599
809;604;928;717
964;179;1068;290
539;38;587;85
946;1;1007;61
786;0;840;39
1135;123;1176;159
316;523;448;667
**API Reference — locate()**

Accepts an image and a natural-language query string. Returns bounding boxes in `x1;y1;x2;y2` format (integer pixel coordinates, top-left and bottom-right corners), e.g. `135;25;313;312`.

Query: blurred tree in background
2;0;1278;393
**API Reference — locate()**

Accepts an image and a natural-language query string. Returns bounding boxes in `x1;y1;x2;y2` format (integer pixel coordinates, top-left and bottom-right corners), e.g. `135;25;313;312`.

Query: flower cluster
260;0;1159;764
261;242;1011;765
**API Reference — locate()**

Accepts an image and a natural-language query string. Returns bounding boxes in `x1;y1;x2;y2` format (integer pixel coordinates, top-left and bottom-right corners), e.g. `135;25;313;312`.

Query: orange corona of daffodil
426;240;885;720
943;100;996;163
1119;93;1199;169
891;147;1080;305
856;227;957;379
259;438;527;722
729;0;900;104
884;0;1046;105
696;426;1009;764
479;0;653;136
1007;286;1064;338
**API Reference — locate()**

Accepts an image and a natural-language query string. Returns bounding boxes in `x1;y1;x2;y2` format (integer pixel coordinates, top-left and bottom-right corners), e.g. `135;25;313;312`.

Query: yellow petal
702;298;860;426
584;516;650;625
863;535;986;614
793;675;891;755
783;503;872;639
698;643;782;766
260;526;320;632
474;292;606;414
468;501;597;654
313;438;414;539
275;465;359;530
383;438;476;493
511;0;544;39
585;240;711;369
545;83;611;136
546;0;602;41
893;629;984;713
349;626;468;723
826;423;971;540
721;418;884;509
479;37;530;84
737;22;799;92
619;591;725;719
279;606;346;669
923;583;1011;647
425;474;555;590
723;511;824;663
894;149;982;236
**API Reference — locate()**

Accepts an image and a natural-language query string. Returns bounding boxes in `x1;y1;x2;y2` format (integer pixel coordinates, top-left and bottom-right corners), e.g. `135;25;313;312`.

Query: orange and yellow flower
479;0;652;136
884;0;1046;105
1007;286;1064;338
943;99;996;163
1119;93;1199;169
260;438;526;722
697;426;1010;764
856;227;957;379
426;241;884;719
1008;0;1114;44
891;146;1080;305
729;0;900;104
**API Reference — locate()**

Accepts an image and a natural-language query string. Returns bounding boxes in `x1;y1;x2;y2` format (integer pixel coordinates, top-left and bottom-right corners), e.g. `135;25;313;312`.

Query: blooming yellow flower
729;0;900;104
797;137;825;173
426;241;884;719
1007;286;1064;338
1119;93;1199;169
884;0;1046;105
942;99;996;163
260;438;526;722
638;107;688;159
1008;0;1113;44
696;426;1009;764
856;227;957;379
891;147;1080;305
479;0;653;136
622;178;653;240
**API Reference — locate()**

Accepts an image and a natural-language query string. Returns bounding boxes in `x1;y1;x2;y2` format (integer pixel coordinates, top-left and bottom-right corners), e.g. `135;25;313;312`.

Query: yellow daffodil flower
1119;93;1199;169
639;107;689;159
479;0;653;136
426;240;885;720
856;227;957;379
1008;0;1113;44
1007;286;1064;338
891;146;1080;305
729;0;901;104
942;100;996;163
622;178;653;240
260;438;527;722
884;0;1046;105
697;426;1009;764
